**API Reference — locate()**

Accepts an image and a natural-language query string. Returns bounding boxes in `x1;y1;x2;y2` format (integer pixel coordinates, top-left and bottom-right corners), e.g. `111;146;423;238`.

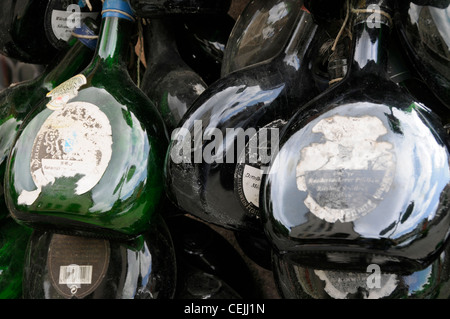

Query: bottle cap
72;18;99;50
101;0;135;21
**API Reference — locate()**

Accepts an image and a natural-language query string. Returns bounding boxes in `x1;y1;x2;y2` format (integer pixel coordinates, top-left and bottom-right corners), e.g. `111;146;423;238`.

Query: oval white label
18;101;113;205
296;115;395;223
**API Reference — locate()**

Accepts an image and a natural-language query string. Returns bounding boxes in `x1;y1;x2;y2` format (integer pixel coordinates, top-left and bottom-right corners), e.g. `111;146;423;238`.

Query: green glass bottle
0;19;99;223
5;0;168;240
0;217;33;299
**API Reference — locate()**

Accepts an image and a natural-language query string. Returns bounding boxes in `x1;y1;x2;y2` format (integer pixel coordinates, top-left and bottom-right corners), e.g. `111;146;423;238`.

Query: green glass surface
5;3;168;240
0;217;32;299
0;35;96;223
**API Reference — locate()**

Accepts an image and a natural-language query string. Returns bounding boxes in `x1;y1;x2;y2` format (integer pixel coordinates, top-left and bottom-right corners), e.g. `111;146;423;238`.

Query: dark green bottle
5;0;168;240
22;214;176;299
140;18;207;132
0;217;33;299
0;19;99;223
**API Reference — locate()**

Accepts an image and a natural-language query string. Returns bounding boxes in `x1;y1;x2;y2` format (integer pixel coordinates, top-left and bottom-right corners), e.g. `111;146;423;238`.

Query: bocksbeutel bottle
22;214;176;299
0;19;99;223
261;0;450;273
221;0;306;76
5;0;168;240
0;217;33;299
0;0;59;64
140;18;207;132
272;242;450;299
165;7;326;234
167;214;258;298
44;0;102;50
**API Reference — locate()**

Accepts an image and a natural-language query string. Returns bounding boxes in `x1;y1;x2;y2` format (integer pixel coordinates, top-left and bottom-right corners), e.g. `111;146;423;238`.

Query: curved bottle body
5;8;168;239
165;9;325;234
0;217;33;299
23;214;176;299
221;0;305;76
141;18;207;132
261;5;450;272
273;242;450;299
395;1;450;110
0;23;98;223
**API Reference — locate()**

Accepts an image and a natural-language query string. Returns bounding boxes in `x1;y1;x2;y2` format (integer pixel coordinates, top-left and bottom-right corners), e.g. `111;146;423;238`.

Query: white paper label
296;115;395;223
242;165;263;208
59;265;93;285
51;8;98;42
19;101;113;205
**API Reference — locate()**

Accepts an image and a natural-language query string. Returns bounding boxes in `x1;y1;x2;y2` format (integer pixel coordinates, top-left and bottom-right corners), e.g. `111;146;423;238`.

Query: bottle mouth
351;1;394;28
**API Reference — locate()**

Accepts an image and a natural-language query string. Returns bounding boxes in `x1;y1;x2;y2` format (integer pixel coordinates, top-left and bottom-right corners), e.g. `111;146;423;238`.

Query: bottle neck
348;0;393;78
87;0;135;73
43;37;94;90
144;19;180;65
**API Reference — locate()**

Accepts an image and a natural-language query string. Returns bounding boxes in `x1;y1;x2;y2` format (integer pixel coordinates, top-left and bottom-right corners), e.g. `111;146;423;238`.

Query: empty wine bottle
221;0;305;76
395;1;450;111
261;0;450;273
165;7;327;234
130;0;231;17
272;242;450;299
0;0;59;64
0;217;33;299
22;214;176;299
5;0;168;240
0;19;99;223
140;18;207;132
44;0;102;50
166;214;258;298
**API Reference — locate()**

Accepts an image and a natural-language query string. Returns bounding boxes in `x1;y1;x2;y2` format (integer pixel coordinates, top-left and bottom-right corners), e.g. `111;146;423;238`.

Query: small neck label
46;74;87;110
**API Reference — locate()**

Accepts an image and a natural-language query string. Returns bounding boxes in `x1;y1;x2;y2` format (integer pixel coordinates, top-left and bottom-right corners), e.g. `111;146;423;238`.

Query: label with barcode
59;265;93;285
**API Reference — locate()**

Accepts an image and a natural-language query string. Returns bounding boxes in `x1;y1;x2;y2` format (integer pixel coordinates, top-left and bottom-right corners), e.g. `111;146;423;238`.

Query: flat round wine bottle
140;18;207;132
395;1;450;110
0;19;99;223
5;0;168;240
261;0;450;273
0;217;33;299
44;0;102;50
221;0;306;76
22;214;176;299
0;0;59;64
166;214;258;298
130;0;231;17
272;242;450;299
165;7;327;234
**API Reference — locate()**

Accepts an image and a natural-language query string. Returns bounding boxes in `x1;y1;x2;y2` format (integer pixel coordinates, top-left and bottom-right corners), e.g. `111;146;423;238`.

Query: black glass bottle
221;0;305;76
44;0;102;50
261;0;450;273
140;18;207;132
176;13;235;85
0;19;99;223
0;0;59;64
395;1;450;112
22;214;176;299
166;214;257;298
5;0;168;240
273;241;450;299
165;7;327;234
